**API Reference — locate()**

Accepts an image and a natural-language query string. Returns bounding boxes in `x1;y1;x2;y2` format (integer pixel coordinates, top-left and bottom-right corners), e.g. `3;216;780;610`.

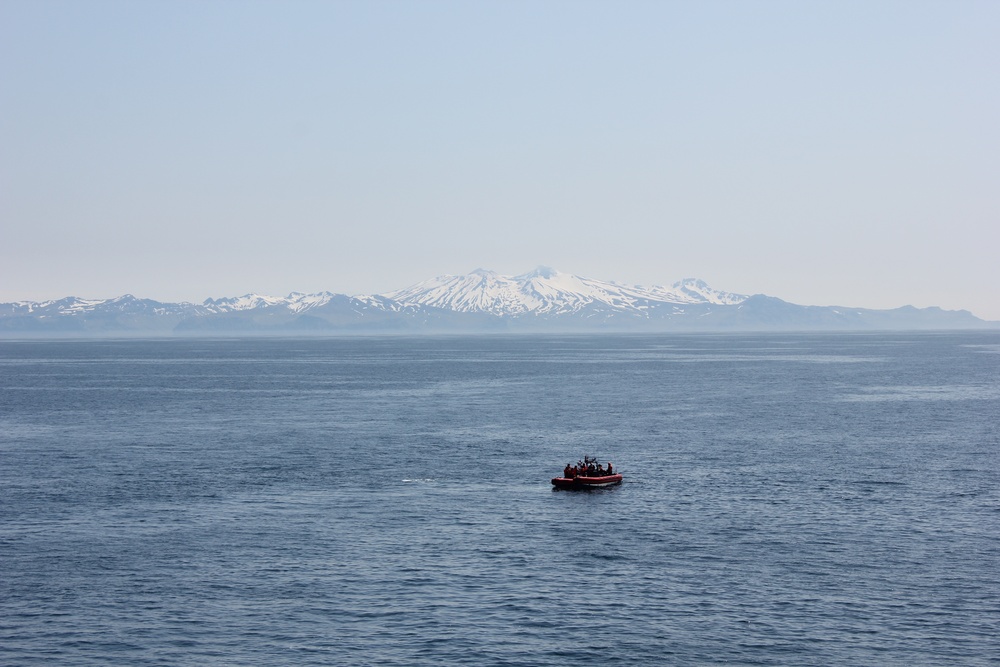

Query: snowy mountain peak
518;265;560;280
200;291;349;314
383;268;748;318
669;278;746;306
202;293;287;311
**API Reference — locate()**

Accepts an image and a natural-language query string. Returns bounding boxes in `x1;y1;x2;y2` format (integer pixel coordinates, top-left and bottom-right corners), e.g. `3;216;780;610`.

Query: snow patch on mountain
1;295;200;318
203;294;289;312
656;278;746;306
197;291;412;316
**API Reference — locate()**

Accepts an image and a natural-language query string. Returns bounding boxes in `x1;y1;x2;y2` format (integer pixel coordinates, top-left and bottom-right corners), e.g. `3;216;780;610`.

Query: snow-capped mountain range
0;267;991;336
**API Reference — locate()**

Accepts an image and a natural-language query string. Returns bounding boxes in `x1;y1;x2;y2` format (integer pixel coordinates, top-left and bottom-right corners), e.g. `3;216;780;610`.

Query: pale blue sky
2;1;998;318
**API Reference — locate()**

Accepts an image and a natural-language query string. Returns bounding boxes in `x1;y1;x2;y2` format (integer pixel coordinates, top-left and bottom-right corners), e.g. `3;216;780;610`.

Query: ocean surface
1;332;998;666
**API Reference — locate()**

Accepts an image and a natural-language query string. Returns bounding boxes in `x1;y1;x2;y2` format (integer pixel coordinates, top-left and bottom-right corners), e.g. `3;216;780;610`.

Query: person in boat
559;458;617;479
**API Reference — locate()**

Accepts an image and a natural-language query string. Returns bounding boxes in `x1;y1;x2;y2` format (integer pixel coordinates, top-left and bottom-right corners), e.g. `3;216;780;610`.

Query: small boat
551;473;623;490
552;456;622;490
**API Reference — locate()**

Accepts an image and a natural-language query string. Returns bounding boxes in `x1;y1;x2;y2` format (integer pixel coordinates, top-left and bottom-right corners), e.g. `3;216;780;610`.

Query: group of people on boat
563;455;613;479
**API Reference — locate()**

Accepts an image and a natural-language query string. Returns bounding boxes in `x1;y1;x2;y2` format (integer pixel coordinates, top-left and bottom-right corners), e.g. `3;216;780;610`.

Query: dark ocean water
1;332;998;666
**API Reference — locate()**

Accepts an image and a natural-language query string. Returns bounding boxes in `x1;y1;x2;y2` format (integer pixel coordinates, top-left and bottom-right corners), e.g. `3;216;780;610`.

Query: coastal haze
2;2;999;319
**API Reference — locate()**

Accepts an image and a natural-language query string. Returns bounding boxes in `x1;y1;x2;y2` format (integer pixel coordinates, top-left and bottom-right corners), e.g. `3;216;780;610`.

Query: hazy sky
3;1;998;319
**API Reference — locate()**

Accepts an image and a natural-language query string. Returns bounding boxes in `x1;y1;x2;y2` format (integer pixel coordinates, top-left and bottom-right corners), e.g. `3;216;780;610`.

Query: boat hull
551;474;622;490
